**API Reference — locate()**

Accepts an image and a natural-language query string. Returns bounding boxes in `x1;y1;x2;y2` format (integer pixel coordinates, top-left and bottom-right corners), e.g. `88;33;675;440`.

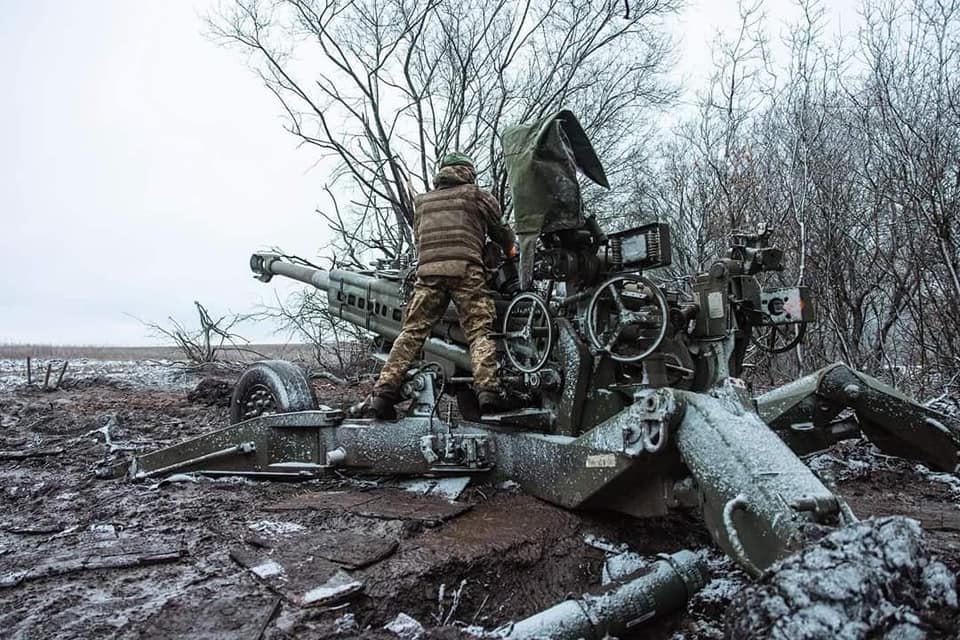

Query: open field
0;344;319;362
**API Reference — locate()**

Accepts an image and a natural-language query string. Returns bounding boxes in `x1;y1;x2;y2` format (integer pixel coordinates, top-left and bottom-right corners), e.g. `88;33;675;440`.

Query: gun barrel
250;252;473;373
250;252;330;290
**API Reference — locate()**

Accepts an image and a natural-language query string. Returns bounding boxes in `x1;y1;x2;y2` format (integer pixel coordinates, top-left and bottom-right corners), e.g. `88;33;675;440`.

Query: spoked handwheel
502;293;554;373
586;275;669;362
751;322;806;354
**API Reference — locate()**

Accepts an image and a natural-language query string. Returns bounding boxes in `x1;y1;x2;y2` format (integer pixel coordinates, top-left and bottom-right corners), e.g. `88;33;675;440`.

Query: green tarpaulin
501;110;609;236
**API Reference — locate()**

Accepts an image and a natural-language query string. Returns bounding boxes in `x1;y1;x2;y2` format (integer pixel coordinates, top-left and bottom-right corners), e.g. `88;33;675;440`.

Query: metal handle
722;494;761;578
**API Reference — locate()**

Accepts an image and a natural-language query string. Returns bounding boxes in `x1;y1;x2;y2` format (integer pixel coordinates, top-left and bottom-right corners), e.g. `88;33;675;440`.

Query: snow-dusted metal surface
497;550;707;639
758;363;960;472
727;517;959;639
132;355;954;608
676;385;849;574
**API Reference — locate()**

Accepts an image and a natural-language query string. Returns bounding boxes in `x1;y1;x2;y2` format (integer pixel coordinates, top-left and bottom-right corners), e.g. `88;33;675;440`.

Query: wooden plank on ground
0;543;185;588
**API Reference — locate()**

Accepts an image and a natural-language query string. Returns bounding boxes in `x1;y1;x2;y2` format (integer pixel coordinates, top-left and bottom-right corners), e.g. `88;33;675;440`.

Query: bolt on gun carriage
135;111;960;592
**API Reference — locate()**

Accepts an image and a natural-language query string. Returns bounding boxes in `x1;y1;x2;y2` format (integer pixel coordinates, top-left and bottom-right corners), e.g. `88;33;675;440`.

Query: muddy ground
1;358;958;639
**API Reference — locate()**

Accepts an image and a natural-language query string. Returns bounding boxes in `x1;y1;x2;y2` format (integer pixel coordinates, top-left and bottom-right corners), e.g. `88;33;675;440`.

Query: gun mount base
674;384;856;575
757;363;960;473
135;360;861;576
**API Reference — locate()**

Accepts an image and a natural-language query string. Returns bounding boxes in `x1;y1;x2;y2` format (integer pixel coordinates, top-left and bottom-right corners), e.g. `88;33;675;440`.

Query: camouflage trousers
374;264;498;395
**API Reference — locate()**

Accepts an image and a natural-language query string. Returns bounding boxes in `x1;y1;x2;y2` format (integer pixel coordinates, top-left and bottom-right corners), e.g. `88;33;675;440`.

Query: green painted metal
139;114;960;586
498;550;707;639
757;362;960;472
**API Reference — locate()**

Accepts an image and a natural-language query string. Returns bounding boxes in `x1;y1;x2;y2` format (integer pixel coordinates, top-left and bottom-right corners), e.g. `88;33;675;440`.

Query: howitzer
135;112;960;624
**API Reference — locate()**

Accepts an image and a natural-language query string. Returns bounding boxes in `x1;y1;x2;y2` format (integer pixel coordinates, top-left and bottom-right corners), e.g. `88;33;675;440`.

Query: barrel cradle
250;252;473;374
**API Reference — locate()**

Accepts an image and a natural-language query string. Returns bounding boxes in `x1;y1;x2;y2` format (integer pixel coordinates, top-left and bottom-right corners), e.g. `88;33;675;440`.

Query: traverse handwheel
586;275;669;363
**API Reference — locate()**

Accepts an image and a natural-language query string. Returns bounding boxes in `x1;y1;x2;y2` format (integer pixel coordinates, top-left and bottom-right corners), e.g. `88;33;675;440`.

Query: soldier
365;153;518;420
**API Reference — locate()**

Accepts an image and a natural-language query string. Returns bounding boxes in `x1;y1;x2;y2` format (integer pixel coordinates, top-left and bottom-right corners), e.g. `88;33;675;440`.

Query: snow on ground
1;358;958;638
0;358;200;392
728;517;958;639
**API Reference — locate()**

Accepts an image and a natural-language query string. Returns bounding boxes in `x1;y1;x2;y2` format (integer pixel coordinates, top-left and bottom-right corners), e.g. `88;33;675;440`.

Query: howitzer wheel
230;360;318;424
502;293;554;373
586;274;669;363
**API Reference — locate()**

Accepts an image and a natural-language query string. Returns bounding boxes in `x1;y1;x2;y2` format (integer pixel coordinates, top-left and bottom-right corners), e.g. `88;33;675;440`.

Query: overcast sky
1;0;860;346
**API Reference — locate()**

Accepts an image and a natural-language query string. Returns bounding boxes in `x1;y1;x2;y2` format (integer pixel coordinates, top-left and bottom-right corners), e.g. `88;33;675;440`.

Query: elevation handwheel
502;293;554;373
585;275;669;363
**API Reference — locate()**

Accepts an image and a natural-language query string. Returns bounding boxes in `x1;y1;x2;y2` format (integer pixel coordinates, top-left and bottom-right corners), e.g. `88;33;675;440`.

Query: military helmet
439;152;474;168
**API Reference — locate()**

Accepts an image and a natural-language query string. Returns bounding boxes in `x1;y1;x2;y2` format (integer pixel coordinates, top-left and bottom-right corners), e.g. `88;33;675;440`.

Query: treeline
213;0;959;395
639;0;960;395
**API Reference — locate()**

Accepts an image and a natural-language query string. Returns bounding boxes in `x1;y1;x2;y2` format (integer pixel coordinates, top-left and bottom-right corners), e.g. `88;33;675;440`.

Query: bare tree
658;0;960;395
651;0;773;281
208;0;681;372
211;0;960;397
142;301;254;367
852;0;960;388
209;0;680;261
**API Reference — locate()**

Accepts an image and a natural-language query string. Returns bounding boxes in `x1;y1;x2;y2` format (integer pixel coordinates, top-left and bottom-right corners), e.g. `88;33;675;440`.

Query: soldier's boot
478;390;503;415
346;396;374;419
370;391;399;421
347;389;398;421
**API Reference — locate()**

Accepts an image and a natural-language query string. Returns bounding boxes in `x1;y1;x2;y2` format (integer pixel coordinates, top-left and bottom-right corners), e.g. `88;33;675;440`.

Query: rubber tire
229;360;318;424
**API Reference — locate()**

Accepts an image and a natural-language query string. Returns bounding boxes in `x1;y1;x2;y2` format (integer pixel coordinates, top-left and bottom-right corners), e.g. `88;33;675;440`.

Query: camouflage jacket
413;165;516;278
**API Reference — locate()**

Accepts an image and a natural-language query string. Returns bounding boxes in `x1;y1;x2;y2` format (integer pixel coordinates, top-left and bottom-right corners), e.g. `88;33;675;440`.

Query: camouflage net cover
726;516;959;639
